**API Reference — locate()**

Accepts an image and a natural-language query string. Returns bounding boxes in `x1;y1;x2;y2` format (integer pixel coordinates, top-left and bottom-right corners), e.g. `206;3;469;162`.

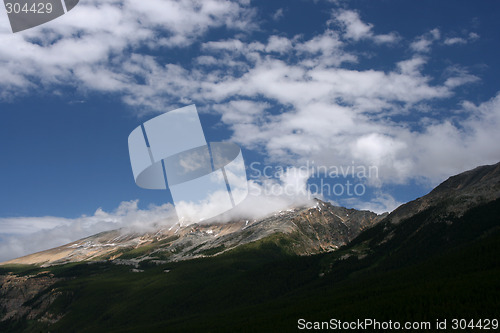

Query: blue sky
1;0;500;260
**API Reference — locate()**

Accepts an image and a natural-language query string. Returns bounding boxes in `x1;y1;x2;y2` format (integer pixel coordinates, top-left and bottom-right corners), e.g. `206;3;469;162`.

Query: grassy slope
1;201;499;332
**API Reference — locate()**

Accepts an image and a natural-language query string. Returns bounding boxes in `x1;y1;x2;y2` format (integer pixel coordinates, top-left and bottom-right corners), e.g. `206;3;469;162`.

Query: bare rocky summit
1;200;385;267
386;162;500;224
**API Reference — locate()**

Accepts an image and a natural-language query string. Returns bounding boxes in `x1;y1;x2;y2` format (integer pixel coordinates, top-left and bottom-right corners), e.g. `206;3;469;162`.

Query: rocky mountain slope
0;162;498;332
325;161;500;276
387;162;500;224
0;272;61;324
1;200;385;267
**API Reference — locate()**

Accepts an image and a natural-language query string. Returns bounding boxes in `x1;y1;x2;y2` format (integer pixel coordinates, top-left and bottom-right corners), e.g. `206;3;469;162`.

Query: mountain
0;162;499;332
1;200;385;267
387;162;500;224
320;161;500;277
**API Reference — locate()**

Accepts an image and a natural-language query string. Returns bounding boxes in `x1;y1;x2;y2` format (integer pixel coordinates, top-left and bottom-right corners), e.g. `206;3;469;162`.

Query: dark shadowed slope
0;162;499;332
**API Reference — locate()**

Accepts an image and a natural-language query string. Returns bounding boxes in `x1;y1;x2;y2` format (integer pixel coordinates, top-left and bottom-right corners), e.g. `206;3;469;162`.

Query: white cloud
272;8;284;21
343;192;402;214
279;167;312;197
444;37;467;45
0;0;256;99
410;28;440;53
468;32;480;40
0;200;177;262
332;9;399;44
197;50;496;187
334;10;373;41
0;217;72;235
410;92;500;181
443;67;479;88
296;29;356;67
0;177;319;261
214;100;269;124
444;31;479;45
265;35;293;54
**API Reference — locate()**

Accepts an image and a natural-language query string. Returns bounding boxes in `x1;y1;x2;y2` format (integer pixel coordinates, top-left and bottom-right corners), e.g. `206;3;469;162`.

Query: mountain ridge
1;200;385;267
4;161;500;267
0;161;499;331
386;161;500;224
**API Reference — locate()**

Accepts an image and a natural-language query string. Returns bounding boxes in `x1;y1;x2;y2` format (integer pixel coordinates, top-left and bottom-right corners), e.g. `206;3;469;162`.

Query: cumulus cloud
265;35;293;54
272;8;284;21
444;37;467;45
204;167;316;224
343;192;402;214
189;48;487;186
332;9;399;44
0;175;318;262
410;28;440;53
411;93;500;181
0;0;256;99
444;31;480;45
